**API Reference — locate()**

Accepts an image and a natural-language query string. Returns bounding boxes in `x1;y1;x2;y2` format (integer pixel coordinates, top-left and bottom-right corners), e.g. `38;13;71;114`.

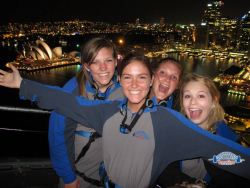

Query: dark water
0;44;244;158
0;65;80;158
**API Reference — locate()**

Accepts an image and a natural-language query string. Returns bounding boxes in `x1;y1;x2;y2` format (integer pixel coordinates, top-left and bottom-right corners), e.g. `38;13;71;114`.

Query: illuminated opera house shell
7;40;80;71
24;40;61;60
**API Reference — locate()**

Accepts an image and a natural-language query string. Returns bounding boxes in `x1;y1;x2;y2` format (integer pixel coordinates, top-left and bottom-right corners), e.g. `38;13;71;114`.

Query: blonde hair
179;73;224;130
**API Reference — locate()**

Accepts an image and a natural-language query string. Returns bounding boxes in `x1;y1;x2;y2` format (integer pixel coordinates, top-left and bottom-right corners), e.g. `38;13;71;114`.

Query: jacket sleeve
215;120;240;142
48;77;78;184
19;79;111;133
151;108;250;184
166;109;250;180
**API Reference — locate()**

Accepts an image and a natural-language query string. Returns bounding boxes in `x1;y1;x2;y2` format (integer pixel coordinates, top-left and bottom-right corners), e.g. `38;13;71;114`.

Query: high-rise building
219;17;238;50
203;1;224;24
238;11;250;55
201;0;224;49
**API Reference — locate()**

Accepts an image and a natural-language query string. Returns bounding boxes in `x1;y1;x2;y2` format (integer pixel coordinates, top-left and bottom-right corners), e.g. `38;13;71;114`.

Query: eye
170;75;178;81
139;75;147;79
91;59;102;64
158;70;165;75
105;59;115;63
184;95;190;99
198;94;205;98
122;75;131;81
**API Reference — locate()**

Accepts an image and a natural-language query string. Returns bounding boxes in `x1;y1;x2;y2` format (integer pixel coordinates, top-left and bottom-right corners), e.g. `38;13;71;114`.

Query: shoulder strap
75;169;103;186
75;132;100;163
75;132;102;186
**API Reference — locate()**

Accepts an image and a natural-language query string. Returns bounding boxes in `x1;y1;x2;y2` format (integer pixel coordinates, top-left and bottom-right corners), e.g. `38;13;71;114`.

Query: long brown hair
76;37;118;97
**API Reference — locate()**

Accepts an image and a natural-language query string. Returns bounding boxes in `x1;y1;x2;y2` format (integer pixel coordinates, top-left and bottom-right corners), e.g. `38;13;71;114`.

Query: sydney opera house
6;40;80;71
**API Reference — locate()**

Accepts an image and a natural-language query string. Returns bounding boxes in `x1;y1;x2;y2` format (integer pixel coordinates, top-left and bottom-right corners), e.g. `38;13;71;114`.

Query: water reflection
21;64;81;86
224;93;246;106
173;54;236;78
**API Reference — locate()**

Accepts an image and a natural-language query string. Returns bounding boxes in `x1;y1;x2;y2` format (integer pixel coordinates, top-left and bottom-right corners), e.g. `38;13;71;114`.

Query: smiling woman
180;73;224;131
119;54;153;112
175;73;244;187
149;57;183;109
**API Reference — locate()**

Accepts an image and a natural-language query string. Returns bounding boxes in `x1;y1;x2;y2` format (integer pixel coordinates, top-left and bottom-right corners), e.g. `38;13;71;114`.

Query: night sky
0;0;249;24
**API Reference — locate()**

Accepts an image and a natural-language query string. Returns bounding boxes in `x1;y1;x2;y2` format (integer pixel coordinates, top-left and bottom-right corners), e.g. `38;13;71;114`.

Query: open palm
0;64;22;88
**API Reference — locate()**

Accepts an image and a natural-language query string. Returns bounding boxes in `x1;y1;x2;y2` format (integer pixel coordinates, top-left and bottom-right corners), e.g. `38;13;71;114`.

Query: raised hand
0;64;22;88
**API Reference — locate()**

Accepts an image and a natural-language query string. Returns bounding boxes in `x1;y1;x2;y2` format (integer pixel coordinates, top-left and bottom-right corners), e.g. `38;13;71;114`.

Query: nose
99;61;107;70
161;74;171;83
190;97;196;105
131;78;138;88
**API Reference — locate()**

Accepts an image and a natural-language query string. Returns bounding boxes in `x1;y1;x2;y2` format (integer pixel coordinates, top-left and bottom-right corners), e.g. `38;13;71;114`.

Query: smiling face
151;61;181;101
182;80;214;129
119;60;153;112
84;47;117;92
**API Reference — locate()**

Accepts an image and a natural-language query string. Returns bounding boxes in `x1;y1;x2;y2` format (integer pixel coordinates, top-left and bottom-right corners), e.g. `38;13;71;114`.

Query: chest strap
75;131;101;186
75;169;103;187
75;131;101;163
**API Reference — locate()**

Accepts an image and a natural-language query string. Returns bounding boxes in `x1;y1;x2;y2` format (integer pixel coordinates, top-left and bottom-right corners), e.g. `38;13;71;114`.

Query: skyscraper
238;11;250;55
202;0;224;48
203;0;224;25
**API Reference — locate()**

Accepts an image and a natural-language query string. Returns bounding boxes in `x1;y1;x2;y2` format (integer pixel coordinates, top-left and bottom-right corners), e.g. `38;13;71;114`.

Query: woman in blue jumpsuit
48;37;123;188
156;73;245;187
0;53;250;188
149;57;183;109
179;73;246;187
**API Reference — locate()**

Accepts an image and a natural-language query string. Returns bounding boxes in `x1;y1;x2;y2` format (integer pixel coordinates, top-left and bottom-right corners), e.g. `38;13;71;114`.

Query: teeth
189;108;199;112
99;73;108;76
160;83;169;88
130;90;140;94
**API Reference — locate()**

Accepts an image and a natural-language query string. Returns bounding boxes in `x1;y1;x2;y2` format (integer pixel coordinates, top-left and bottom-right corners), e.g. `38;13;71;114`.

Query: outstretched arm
0;64;22;88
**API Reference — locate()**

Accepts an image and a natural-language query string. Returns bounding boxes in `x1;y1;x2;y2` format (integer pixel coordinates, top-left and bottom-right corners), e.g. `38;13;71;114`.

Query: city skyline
1;0;249;24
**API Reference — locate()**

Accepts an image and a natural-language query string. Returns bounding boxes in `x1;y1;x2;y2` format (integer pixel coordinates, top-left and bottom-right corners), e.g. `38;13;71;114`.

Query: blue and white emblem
208;151;245;165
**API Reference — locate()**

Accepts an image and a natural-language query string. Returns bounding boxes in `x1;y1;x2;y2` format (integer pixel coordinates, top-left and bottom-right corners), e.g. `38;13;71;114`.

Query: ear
84;64;90;72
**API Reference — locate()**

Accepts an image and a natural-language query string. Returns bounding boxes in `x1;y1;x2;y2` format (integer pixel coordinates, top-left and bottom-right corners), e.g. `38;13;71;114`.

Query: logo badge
208;151;245;165
133;131;150;140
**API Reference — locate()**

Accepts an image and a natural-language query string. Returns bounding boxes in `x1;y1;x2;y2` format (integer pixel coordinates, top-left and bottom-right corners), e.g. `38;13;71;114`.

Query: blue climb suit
20;79;250;188
48;77;123;186
180;120;240;184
